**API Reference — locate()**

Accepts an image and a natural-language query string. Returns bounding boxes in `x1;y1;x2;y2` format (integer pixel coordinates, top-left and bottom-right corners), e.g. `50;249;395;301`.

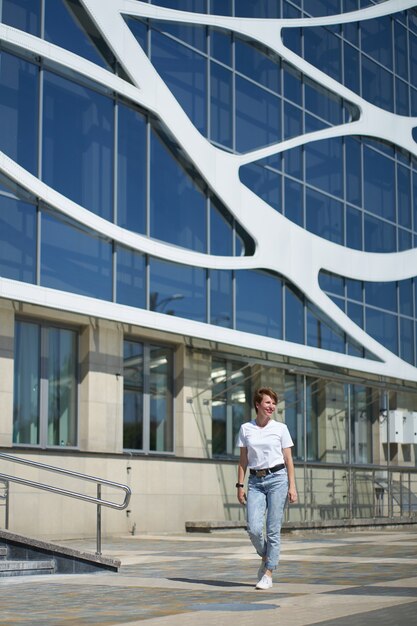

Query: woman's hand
288;485;298;504
237;487;247;505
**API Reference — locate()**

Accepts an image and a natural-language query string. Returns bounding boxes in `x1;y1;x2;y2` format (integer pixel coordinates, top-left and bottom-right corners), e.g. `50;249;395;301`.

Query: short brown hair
253;387;278;412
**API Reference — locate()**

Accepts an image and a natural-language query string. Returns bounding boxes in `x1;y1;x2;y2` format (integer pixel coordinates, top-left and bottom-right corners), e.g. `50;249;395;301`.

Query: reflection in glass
210;270;233;328
284;373;304;460
116;245;146;309
118;105;147;234
44;0;109;68
0;0;40;36
0;196;36;283
43;71;113;220
47;327;77;446
150;30;207;135
123;340;144;450
150;129;206;252
13;321;40;445
150;258;206;322
236;270;282;338
41;211;112;300
149;345;173;452
350;385;374;464
211;358;227;456
0;52;38;174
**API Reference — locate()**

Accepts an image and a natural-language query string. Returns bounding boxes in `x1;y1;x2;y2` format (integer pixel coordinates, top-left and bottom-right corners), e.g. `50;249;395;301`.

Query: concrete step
0;559;55;577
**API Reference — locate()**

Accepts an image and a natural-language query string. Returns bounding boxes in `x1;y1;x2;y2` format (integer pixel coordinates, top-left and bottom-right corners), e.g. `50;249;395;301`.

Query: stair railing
0;452;131;555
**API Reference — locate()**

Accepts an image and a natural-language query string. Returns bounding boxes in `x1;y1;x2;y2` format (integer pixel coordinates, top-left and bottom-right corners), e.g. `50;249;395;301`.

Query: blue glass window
303;27;341;82
319;271;344;296
306;188;343;244
343;20;359;47
283;66;302;106
43;71;113;220
117;104;146;234
236;76;281;152
410;32;417;88
150;128;206;251
394;22;408;80
235;38;280;92
0;195;36;283
304;83;343;126
210;203;233;255
151;0;206;12
399;279;413;317
307;304;345;352
346;205;362;250
0;0;40;36
305;138;343;198
210;270;233;328
123;339;144;450
150;258;206;322
116;245;146;309
397;165;411;228
151;30;207;135
347;301;364;329
362;57;393;112
343;43;360;93
395;78;410;116
284;178;303;226
398;228;412;251
44;0;109;69
211;0;232;15
154;21;207;53
210;62;233;149
306;0;343;16
284;145;302;179
365;282;397;313
41;211;112;300
235;270;282;338
346;278;362;302
345;137;362;206
236;0;281;18
363;147;395;221
285;285;304;344
210;28;231;66
125;17;148;54
361;16;393;70
284;101;303;141
365;309;398;355
0;52;38;174
364;214;396;253
240;163;281;213
400;318;414;365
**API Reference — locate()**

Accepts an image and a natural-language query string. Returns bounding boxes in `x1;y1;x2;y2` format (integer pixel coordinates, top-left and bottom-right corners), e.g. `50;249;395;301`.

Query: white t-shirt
236;419;294;469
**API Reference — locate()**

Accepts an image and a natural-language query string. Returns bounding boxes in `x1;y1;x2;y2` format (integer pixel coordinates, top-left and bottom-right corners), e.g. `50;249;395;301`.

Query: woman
236;387;297;590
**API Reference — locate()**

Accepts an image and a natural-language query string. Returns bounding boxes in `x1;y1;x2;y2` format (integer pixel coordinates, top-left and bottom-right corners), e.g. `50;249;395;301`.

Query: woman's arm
283;446;298;503
237;447;248;504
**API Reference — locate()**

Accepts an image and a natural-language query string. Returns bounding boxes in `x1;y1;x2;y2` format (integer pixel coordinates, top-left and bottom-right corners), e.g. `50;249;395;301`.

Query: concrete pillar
79;320;123;453
0;301;14;447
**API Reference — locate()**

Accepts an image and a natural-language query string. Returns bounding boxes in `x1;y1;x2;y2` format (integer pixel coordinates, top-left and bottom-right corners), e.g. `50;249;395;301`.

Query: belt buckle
256;469;267;477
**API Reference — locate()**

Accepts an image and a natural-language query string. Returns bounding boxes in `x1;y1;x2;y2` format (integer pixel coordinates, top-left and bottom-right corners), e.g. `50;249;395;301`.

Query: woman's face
256;394;276;419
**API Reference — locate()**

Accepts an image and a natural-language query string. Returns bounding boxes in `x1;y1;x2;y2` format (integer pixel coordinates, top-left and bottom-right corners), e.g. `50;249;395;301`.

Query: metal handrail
0;452;131;555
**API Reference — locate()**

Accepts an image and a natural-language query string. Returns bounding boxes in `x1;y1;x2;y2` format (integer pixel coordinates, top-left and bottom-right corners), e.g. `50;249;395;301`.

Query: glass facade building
1;0;417;536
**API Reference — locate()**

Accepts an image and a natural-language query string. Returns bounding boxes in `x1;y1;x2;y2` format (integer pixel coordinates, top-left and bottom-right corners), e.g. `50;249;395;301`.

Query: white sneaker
255;573;273;590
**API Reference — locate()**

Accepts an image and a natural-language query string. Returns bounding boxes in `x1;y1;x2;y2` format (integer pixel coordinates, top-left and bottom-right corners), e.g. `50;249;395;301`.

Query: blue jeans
246;469;288;571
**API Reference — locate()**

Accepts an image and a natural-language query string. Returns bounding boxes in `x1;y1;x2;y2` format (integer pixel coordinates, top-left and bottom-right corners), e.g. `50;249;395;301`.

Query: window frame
13;317;80;450
123;337;175;455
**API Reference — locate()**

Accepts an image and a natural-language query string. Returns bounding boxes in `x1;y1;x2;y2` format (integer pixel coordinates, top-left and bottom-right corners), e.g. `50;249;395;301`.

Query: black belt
250;463;285;477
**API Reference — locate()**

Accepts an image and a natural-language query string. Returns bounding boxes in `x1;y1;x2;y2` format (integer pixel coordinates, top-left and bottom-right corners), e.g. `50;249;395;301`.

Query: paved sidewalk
1;527;417;625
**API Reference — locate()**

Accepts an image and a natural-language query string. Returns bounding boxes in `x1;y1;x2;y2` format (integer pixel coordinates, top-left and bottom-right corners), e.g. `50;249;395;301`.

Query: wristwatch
235;483;244;488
